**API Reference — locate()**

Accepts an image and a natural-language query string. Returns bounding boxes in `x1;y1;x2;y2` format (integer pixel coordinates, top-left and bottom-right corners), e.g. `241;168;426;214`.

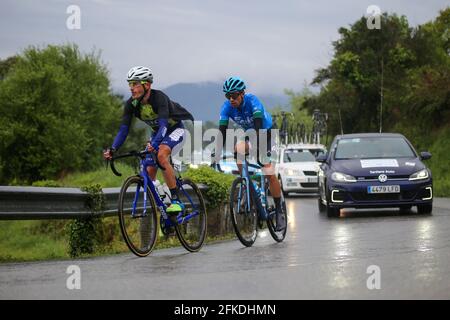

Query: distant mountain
112;82;290;122
163;82;290;121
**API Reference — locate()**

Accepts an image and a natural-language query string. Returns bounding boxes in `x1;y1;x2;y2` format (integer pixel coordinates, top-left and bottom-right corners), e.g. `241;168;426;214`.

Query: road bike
109;149;207;257
221;156;288;247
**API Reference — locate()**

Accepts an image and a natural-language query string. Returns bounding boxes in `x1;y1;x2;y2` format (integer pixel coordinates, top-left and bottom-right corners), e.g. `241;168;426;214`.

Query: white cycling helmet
126;66;153;83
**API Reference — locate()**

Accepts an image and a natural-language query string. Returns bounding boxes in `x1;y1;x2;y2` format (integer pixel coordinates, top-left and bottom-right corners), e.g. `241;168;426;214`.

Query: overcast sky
0;0;448;95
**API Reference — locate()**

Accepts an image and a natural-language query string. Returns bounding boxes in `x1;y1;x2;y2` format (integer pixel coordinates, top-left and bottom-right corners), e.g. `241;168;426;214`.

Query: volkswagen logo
378;174;388;183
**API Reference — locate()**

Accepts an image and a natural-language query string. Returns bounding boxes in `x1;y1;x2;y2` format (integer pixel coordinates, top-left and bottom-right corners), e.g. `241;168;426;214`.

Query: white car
276;144;326;196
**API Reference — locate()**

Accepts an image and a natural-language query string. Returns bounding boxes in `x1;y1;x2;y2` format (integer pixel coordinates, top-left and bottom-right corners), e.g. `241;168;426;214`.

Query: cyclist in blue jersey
213;76;286;231
103;66;194;216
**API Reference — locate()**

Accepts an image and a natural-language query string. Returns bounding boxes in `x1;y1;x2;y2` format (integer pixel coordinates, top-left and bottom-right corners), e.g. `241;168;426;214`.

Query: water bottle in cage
154;180;171;205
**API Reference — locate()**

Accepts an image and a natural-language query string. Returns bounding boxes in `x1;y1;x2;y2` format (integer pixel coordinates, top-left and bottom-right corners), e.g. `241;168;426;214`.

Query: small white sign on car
360;159;399;168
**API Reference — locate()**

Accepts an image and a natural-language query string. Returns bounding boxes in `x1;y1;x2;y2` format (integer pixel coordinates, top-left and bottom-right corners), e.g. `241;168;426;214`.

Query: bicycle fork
131;175;150;218
236;177;252;214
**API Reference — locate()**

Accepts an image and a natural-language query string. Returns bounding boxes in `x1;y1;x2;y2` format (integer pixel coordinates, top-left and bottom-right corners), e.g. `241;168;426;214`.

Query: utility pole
379;57;384;133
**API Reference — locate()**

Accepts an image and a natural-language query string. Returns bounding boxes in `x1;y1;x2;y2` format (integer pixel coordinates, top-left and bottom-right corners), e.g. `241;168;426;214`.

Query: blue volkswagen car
317;133;433;217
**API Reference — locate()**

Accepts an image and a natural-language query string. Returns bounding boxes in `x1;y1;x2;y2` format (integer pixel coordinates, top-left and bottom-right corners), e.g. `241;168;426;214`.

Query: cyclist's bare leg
235;141;249;175
235;141;281;197
157;144;176;189
262;164;281;198
263;158;285;230
146;166;157;181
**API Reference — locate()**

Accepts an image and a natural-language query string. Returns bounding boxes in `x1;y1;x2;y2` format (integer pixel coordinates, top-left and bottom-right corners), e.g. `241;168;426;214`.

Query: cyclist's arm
219;120;228;147
111;103;133;150
214;104;230;161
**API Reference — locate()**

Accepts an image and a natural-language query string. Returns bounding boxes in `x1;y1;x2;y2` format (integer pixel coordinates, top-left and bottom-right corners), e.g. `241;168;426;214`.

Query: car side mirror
316;154;327;163
420;151;432;160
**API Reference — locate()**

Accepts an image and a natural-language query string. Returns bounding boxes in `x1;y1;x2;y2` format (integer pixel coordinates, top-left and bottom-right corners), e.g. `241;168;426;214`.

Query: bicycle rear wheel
174;179;207;252
230;177;257;247
266;181;287;242
118;176;158;257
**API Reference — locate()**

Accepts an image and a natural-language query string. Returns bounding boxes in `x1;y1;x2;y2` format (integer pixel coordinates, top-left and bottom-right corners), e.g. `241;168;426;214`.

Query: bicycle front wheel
230;177;257;247
118;176;158;257
175;179;207;252
266;193;288;243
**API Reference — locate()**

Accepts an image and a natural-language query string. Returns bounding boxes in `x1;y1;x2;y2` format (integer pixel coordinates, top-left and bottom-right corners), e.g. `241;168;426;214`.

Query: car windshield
284;149;316;162
334;137;416;159
309;149;326;158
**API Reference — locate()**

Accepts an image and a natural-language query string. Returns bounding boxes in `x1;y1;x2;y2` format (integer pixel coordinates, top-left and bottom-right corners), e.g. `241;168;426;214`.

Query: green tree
0;44;143;184
0;56;19;80
306;8;449;139
309;13;416;134
389;8;450;138
301;7;450;195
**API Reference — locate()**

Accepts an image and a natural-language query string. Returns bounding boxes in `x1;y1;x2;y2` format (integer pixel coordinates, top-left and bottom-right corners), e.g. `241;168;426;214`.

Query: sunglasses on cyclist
225;92;242;100
128;81;148;88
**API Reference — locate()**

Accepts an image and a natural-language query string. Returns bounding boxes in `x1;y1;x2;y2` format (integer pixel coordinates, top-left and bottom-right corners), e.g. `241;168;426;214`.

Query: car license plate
367;185;400;193
308;177;318;183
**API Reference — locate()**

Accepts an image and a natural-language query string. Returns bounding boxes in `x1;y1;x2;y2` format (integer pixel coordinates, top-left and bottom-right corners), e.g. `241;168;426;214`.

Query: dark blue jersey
112;89;193;150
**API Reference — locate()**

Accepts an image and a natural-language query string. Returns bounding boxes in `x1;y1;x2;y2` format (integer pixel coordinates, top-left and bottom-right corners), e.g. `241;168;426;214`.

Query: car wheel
326;205;340;218
319;185;341;218
318;197;326;213
417;203;433;214
325;190;340;217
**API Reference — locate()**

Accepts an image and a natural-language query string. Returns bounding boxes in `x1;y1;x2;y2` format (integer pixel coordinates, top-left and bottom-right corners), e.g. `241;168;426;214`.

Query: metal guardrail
0;185;205;220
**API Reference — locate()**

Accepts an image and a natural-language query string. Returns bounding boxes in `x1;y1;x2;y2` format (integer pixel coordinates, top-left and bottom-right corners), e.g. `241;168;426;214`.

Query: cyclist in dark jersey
214;76;286;231
103;66;194;214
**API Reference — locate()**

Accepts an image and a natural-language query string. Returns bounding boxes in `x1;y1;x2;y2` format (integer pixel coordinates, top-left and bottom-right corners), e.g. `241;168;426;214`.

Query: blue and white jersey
219;93;272;130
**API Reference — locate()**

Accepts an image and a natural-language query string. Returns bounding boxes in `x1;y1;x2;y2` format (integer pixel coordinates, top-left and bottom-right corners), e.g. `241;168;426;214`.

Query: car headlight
331;172;356;183
285;169;301;176
409;169;429;181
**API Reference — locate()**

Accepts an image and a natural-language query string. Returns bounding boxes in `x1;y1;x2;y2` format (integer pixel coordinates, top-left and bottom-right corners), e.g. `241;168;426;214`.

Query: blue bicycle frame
236;157;272;221
130;157;201;229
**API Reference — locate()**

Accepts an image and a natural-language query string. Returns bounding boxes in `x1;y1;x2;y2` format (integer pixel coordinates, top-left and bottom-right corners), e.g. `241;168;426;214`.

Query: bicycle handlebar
109;149;165;177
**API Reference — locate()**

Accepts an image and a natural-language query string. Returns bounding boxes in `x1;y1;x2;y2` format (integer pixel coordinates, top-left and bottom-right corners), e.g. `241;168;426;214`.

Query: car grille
300;183;318;188
303;171;317;176
351;190;417;202
357;175;410;181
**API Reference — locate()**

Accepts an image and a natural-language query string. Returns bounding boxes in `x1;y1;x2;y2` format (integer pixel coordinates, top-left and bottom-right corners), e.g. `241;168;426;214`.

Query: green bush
66;184;107;257
0;44;145;185
66;218;99;257
183;165;235;208
426;127;450;197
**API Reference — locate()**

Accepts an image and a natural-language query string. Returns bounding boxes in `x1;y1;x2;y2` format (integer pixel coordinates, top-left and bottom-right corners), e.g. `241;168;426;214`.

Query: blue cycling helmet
223;76;246;93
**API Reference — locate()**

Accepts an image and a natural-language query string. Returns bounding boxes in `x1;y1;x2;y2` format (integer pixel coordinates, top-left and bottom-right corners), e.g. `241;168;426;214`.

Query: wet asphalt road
1;196;450;300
